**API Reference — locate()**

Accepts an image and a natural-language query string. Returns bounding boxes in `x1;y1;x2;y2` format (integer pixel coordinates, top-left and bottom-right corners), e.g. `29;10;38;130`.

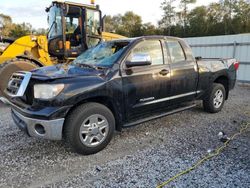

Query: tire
0;59;38;97
64;102;115;155
203;83;226;113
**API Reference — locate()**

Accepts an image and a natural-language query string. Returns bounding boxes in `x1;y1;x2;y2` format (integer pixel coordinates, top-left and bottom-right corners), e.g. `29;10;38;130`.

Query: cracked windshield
73;41;130;67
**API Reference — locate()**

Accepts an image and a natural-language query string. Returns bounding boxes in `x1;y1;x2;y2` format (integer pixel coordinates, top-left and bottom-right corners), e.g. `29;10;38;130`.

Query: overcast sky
1;0;217;29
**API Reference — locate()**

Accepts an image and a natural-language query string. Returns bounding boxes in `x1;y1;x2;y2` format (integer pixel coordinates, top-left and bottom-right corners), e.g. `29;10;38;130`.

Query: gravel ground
0;84;249;188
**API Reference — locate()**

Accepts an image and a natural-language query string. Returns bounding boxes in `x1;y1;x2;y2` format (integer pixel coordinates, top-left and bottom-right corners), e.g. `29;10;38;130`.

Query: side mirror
126;53;152;67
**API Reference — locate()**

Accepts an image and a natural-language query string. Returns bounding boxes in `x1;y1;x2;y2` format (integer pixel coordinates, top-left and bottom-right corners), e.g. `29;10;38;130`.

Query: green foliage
0;13;46;38
105;11;164;37
105;11;144;37
1;0;250;39
105;0;250;38
187;6;208;37
9;23;32;38
0;13;13;36
33;28;47;35
232;0;250;33
160;0;250;37
159;0;176;35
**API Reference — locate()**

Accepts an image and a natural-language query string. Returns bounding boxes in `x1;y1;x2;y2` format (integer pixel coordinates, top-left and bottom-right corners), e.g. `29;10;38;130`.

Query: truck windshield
73;41;130;67
48;6;63;39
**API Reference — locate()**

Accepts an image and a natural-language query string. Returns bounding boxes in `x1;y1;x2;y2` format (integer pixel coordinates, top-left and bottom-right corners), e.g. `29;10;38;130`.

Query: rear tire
64;102;115;155
0;59;38;97
203;83;226;113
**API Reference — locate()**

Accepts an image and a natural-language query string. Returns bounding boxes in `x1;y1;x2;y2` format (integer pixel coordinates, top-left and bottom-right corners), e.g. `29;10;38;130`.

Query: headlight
34;84;64;99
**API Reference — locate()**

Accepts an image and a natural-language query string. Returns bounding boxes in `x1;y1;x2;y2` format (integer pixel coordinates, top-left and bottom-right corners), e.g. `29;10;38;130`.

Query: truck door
165;39;199;104
121;39;171;120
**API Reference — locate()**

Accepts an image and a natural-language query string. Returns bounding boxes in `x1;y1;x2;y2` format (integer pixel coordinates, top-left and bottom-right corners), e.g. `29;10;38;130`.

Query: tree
33;28;47;35
180;0;197;36
0;13;13;37
220;0;237;34
232;0;250;33
119;11;143;37
0;13;37;38
104;12;144;37
188;6;208;36
9;22;32;38
142;22;162;35
104;15;122;33
159;0;176;35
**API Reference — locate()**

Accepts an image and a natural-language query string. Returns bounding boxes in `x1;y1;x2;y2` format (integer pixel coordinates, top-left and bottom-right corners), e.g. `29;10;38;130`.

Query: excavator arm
0;35;54;66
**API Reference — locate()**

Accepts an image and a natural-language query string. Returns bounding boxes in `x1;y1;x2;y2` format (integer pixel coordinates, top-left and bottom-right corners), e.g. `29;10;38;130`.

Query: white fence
185;34;250;83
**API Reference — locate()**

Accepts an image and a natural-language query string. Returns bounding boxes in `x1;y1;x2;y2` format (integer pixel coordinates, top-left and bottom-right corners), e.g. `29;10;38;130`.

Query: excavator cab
46;1;103;59
0;1;125;97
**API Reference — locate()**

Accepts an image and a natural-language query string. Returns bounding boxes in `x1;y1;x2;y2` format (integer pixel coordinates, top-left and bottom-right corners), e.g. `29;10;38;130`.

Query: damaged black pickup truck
1;36;239;155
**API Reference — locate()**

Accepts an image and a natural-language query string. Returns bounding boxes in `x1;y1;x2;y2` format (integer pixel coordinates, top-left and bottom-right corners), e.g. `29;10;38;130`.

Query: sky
1;0;217;29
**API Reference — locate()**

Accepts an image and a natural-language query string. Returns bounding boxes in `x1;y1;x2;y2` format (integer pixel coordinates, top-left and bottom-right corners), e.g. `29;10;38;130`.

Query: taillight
233;61;239;70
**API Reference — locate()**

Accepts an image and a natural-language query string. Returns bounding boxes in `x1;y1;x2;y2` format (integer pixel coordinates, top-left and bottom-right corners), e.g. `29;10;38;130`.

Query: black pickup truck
0;36;239;155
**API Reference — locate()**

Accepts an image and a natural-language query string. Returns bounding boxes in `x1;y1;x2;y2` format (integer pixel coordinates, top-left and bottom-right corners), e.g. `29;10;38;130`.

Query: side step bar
123;103;197;127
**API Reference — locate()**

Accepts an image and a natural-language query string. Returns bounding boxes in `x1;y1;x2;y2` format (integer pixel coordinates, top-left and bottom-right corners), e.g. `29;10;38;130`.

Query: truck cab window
166;41;186;63
127;40;164;65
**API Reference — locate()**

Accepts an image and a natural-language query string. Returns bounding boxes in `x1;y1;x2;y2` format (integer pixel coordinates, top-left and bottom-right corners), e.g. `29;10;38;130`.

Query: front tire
64;102;115;155
203;83;226;113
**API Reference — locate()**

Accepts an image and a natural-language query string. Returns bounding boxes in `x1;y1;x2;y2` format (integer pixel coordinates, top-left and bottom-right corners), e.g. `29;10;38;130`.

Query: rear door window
166;40;186;63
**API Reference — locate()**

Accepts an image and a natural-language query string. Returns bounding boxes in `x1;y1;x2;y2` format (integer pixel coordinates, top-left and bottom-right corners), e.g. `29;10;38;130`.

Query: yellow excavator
0;1;125;96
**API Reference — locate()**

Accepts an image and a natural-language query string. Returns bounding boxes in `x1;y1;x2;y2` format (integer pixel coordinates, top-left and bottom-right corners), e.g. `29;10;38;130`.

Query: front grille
7;74;24;95
6;71;32;97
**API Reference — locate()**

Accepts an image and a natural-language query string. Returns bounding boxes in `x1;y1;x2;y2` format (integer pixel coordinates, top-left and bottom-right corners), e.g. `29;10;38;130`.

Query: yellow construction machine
0;1;125;96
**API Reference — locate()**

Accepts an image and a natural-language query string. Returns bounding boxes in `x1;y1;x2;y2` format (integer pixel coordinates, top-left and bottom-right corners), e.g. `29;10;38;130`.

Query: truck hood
30;64;106;80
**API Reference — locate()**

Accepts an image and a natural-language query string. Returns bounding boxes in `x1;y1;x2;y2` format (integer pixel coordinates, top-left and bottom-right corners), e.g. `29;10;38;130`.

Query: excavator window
47;3;103;59
86;9;101;48
48;6;63;39
64;6;84;57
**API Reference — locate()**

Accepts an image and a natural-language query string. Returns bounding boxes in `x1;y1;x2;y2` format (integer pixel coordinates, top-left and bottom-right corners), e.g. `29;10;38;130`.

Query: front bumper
11;109;64;140
1;97;65;140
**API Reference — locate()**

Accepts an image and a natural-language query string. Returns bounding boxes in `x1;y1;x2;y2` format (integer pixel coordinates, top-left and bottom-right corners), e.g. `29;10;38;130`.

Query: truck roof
110;35;183;43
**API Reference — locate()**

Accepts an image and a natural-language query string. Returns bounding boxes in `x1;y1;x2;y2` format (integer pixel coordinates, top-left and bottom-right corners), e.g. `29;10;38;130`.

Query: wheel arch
213;75;229;100
16;55;44;67
64;96;122;132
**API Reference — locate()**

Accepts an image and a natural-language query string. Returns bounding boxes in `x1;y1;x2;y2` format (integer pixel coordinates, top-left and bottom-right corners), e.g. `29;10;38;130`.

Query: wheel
203;83;226;113
0;59;38;97
64;102;115;155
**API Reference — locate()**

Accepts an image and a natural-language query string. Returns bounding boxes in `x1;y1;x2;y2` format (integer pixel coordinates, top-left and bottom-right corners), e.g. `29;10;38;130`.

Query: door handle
159;69;170;76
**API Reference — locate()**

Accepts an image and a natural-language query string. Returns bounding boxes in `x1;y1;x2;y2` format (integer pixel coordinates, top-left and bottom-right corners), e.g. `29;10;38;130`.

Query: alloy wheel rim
213;89;223;108
79;114;109;147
